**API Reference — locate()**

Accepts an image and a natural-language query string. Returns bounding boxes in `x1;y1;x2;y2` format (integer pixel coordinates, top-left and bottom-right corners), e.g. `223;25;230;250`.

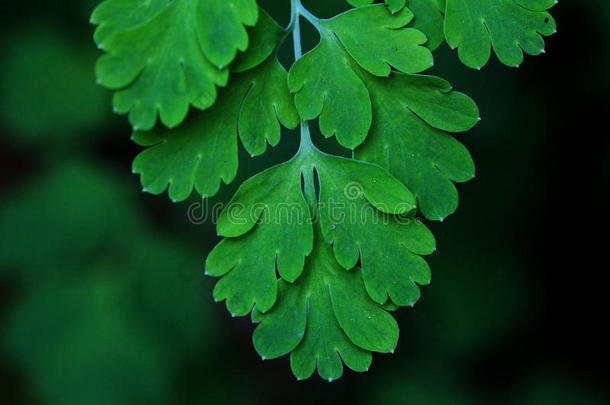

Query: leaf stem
299;121;318;208
296;2;322;30
299;119;313;153
291;0;319;206
291;0;316;155
290;0;303;60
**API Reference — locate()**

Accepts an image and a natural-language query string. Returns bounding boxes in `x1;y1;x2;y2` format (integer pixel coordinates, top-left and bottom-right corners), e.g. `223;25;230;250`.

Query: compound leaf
205;161;313;316
208;149;435;379
93;0;258;130
355;72;479;221
91;0;558;384
252;222;398;381
132;51;298;202
444;0;557;68
315;154;436;306
288;4;432;149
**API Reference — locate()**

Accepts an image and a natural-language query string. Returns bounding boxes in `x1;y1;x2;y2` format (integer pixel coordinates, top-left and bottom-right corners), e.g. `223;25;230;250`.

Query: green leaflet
315;154;436;306
444;0;557;68
288;5;432;149
91;0;168;44
205;160;313;316
92;0;258;130
406;0;446;50
252;223;398;382
346;0;445;50
346;0;406;14
355;72;480;221
207;141;435;379
132;55;297;201
231;10;286;73
328;6;434;76
426;0;446;10
288;36;371;150
131;14;298;202
198;0;259;68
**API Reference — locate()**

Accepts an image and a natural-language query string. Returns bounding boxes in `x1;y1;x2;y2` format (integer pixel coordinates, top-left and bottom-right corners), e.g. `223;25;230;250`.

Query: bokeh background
1;0;609;403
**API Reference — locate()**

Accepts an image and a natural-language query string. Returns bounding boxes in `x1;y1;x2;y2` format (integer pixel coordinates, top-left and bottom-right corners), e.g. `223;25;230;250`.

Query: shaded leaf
205;160;313;316
355;73;479;220
92;0;258;130
132;54;298;202
315;154;436;306
444;0;557;68
288;5;432;149
252;223;398;381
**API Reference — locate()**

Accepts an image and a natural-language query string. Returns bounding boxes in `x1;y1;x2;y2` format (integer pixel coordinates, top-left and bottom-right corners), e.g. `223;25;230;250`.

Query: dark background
1;0;609;403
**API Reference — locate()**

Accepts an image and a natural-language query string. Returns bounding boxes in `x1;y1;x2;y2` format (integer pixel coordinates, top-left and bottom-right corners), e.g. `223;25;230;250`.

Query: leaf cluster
92;0;556;380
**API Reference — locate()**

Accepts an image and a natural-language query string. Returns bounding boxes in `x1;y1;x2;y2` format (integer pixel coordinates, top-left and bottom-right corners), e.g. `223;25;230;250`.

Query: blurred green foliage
0;161;219;404
0;163;143;279
0;0;608;404
0;26;107;142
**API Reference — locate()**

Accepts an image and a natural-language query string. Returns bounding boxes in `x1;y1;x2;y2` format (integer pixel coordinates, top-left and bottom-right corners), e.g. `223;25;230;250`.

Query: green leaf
231;9;286;73
197;0;259;67
288;36;371;150
314;154;436;306
92;0;259;130
347;0;406;14
427;0;446;10
355;72;480;221
92;0;258;68
205;160;313;316
91;0;168;44
386;0;407;13
444;0;557;68
132;51;298;202
252;222;398;382
345;0;445;49
205;145;436;379
288;4;433;149
405;0;446;50
329;6;434;76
